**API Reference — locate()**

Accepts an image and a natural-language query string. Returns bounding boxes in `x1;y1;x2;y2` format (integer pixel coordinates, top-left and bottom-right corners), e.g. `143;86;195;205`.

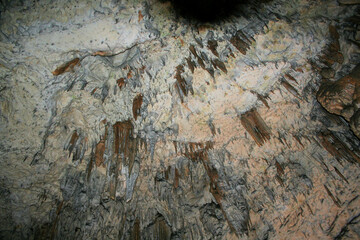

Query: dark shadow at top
167;0;253;23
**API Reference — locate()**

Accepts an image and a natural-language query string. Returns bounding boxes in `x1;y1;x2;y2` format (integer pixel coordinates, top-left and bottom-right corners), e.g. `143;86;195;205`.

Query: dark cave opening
164;0;252;23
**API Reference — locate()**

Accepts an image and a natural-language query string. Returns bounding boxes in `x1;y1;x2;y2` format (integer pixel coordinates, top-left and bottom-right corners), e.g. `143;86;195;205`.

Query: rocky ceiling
0;0;360;239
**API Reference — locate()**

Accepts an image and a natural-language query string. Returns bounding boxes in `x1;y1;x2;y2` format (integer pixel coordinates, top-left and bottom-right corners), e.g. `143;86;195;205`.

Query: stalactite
284;73;298;84
50;200;64;240
189;45;199;59
207;40;219;57
117;77;126;90
211;59;227;73
317;131;360;164
251;90;270;109
240;109;271;146
320;25;344;66
152;216;171;240
173;140;214;160
91;87;97;95
130;218;141;240
173;168;180;189
186;56;195;73
66;131;79;156
275;160;284;176
113;121;134;156
275;175;284;187
132;94;143;120
324;185;341;207
189;45;206;69
281;79;301;99
95;139;106;167
293;134;304;148
95;125;108;167
86;147;95;182
230;30;251;55
333;167;349;184
208;120;217;136
64;130;87;163
3;1;360;239
174;64;194;102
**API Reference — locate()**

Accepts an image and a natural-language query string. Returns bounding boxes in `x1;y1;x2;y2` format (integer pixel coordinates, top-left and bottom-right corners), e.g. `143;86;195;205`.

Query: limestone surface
0;0;360;239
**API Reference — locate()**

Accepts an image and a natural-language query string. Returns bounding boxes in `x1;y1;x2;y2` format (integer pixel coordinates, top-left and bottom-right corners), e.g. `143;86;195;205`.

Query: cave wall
0;0;360;239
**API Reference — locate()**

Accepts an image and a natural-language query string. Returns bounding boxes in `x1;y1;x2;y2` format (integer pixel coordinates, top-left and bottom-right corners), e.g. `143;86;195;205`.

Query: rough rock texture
318;63;360;136
1;0;360;239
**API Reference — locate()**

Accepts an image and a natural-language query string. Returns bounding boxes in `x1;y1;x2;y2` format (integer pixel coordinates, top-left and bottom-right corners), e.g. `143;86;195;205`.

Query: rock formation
0;0;360;239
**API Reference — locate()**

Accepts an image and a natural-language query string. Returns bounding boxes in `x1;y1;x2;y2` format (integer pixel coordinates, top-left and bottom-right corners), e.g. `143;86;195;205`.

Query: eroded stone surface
1;0;360;239
317;64;360;132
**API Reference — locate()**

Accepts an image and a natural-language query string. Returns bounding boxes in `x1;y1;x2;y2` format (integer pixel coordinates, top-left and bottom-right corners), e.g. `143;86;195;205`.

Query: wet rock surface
0;0;360;239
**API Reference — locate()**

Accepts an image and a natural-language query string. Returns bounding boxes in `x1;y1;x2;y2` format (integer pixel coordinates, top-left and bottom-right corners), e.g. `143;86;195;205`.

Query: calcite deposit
0;0;360;239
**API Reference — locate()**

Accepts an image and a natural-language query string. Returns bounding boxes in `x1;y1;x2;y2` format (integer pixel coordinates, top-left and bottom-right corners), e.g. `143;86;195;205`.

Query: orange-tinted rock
317;64;360;120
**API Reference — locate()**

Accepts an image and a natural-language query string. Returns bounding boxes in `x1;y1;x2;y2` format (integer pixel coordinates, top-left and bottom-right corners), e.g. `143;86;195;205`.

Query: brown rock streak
113;121;140;175
52;58;80;76
67;131;79;156
230;31;251;55
95;140;106;167
95;125;108;167
281;80;301;99
208;40;219;57
132;94;143;120
117;78;126;90
240;109;271;146
317;131;360;164
174;168;180;189
324;185;341;207
174;65;193;103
